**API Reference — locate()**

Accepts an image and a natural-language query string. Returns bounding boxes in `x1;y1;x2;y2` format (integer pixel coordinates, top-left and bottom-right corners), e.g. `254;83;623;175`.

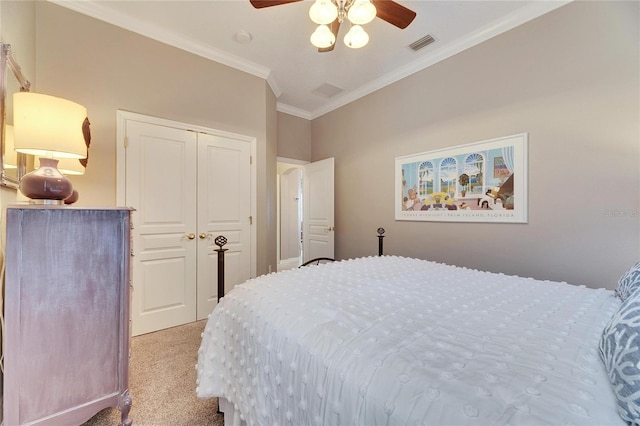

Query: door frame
116;110;257;278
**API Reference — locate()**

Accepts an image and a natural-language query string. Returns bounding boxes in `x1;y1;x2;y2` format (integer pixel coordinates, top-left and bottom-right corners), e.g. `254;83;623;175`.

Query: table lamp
13;92;87;203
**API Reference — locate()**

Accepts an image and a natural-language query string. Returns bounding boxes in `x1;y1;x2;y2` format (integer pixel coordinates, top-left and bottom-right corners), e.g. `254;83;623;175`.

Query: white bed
196;256;627;425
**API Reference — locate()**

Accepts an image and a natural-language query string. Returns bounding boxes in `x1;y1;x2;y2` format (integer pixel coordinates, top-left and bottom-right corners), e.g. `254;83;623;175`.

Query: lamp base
19;158;74;201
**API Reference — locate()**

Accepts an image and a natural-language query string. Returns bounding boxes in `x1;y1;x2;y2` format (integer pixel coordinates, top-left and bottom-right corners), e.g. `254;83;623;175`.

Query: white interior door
196;133;252;319
125;120;198;336
303;157;335;262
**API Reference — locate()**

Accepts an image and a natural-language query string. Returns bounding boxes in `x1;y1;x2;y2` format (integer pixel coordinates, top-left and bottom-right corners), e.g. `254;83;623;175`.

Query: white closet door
196;133;252;319
303;157;335;262
125;120;198;336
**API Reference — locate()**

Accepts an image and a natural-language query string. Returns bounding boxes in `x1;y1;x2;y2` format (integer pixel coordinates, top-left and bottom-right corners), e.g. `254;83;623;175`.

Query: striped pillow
599;287;640;424
616;262;640;302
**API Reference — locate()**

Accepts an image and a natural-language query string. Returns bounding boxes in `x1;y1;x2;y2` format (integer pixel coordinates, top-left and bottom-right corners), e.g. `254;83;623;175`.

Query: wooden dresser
3;205;133;425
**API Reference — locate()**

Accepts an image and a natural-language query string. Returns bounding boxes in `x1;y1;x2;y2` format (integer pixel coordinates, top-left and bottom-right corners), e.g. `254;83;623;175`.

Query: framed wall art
395;133;528;223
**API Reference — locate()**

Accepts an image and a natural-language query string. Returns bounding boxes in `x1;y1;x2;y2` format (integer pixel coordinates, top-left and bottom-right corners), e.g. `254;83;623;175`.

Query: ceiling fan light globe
344;25;369;48
309;0;338;25
310;24;336;48
347;0;376;25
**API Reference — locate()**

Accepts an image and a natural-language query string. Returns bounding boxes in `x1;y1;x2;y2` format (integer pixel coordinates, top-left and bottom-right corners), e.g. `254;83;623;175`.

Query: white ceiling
53;0;570;119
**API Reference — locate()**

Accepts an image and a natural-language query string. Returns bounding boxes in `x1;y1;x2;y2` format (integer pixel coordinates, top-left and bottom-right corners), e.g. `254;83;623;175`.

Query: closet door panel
125;120;198;335
197;133;251;319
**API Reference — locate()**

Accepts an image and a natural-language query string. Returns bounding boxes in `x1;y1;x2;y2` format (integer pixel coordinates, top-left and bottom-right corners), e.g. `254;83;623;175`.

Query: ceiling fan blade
319;19;341;53
249;0;302;9
374;0;417;29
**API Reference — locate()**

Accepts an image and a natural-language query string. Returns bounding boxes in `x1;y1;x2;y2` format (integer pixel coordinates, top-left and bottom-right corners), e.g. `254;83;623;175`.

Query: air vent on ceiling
312;82;345;98
409;34;436;52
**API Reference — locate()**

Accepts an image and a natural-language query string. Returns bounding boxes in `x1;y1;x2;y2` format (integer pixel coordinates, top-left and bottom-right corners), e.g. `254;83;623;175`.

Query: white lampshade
3;125;17;169
347;0;376;25
36;156;85;175
344;25;369;48
309;0;338;25
13;92;87;159
310;25;336;48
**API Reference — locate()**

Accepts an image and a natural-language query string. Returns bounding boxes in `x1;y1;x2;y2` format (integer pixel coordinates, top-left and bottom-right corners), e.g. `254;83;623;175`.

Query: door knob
199;232;211;239
186;233;196;240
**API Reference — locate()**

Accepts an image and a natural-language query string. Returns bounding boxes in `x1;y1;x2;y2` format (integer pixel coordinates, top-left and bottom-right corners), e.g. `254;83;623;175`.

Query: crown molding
267;71;282;98
276;103;312;120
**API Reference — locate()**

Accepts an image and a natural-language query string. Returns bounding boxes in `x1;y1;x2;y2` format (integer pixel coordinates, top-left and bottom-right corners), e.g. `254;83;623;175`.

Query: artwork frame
395;133;528;223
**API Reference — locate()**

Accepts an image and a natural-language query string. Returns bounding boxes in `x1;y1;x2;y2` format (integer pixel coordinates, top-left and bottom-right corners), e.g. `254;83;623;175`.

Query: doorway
277;157;335;271
277;159;305;271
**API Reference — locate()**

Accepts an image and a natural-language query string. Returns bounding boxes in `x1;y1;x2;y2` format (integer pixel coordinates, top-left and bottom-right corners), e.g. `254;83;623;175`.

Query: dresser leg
119;389;133;426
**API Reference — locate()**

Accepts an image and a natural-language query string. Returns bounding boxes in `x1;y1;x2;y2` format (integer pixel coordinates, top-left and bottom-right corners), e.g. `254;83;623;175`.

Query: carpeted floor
83;320;223;426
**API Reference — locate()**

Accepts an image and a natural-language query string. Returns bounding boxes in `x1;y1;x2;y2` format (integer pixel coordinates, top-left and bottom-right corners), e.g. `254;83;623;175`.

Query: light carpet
83;320;223;426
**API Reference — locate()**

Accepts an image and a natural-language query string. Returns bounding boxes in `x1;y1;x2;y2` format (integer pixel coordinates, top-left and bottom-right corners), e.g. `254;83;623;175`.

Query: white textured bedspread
197;256;623;425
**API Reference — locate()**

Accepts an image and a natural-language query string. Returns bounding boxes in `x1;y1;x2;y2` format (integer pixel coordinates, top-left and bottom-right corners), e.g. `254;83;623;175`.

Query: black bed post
214;236;228;302
377;227;385;256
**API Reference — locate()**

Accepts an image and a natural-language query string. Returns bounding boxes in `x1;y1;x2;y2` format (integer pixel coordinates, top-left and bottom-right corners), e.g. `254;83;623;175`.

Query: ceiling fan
249;0;417;52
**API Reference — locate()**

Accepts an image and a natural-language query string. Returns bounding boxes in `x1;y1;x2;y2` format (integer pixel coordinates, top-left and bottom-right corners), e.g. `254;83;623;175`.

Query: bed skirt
219;397;246;426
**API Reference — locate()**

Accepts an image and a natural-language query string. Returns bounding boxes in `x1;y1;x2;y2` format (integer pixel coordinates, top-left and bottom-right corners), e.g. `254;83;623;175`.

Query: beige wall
33;2;277;275
311;1;640;289
1;0;35;102
277;112;311;162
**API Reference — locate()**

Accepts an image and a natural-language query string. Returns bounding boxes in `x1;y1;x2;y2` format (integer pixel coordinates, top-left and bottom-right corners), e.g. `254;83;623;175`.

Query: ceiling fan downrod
336;0;347;24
